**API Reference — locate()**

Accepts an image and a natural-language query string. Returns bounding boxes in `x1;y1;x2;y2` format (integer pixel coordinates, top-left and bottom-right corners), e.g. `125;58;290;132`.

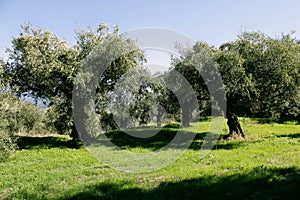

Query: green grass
1;119;300;199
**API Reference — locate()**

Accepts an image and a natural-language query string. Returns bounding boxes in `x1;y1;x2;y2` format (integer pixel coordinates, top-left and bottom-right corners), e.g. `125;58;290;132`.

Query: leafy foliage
6;23;145;137
0;95;47;134
2;24;300;141
6;23;79;136
217;31;300;120
170;42;225;126
174;32;300;123
0;131;17;161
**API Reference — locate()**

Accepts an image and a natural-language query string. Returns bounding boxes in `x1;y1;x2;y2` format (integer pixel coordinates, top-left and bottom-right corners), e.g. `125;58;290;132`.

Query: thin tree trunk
182;108;191;127
157;105;163;128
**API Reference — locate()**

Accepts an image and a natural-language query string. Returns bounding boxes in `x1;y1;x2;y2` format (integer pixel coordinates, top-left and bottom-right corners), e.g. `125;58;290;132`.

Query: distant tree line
0;23;299;141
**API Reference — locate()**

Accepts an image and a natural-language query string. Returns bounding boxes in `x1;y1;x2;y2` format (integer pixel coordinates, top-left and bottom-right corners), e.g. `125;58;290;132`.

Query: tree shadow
15;125;245;152
276;133;300;139
189;135;246;150
213;141;246;150
100;128;245;151
16;136;83;150
15;122;246;152
103;128;179;151
61;166;300;200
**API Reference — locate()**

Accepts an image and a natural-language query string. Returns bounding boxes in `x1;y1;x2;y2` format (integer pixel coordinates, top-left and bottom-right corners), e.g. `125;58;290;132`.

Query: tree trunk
182;108;191;127
156;105;163;128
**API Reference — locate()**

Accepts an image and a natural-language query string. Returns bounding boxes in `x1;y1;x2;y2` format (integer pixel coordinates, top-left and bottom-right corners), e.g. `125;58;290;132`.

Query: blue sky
1;0;300;60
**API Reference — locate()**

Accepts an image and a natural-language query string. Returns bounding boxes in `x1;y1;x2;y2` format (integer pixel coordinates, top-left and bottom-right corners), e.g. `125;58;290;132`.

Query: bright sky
1;0;300;62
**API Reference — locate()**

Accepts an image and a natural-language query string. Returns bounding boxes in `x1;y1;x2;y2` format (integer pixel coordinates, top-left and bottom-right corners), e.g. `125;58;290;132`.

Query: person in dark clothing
223;111;245;139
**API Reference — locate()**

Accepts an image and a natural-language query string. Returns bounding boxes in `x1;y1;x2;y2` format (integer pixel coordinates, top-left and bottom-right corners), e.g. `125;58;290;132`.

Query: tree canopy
217;32;300;120
1;24;299;139
5;23;145;138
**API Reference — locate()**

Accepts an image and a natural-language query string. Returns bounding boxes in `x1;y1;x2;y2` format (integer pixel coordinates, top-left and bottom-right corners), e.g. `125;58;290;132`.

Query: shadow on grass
15;123;245;151
190;139;246;150
16;136;83;150
103;128;179;151
104;122;214;151
276;133;300;139
103;127;243;151
61;166;300;200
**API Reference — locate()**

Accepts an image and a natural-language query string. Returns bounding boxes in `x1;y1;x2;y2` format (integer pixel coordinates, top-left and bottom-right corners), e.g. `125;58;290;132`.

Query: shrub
0;94;49;135
0;131;17;161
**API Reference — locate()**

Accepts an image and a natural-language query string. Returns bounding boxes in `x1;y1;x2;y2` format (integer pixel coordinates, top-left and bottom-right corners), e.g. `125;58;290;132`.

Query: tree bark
182;108;191;127
156;105;164;128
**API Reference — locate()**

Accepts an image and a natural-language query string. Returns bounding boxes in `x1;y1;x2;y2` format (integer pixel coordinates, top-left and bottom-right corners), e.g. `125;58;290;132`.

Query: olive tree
217;32;300;120
6;23;145;139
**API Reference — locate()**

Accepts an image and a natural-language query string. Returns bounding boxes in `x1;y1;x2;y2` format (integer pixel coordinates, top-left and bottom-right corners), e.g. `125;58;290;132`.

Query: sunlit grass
0;119;299;199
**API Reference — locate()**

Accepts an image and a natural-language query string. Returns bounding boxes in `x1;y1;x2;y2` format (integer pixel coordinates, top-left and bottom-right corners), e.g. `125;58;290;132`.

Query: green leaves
6;23;145;136
217;31;300;120
173;31;299;122
73;31;145;136
3;23;300;138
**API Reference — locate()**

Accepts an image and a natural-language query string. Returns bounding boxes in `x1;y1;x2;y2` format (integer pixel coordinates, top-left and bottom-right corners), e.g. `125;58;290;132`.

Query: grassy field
1;119;300;199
